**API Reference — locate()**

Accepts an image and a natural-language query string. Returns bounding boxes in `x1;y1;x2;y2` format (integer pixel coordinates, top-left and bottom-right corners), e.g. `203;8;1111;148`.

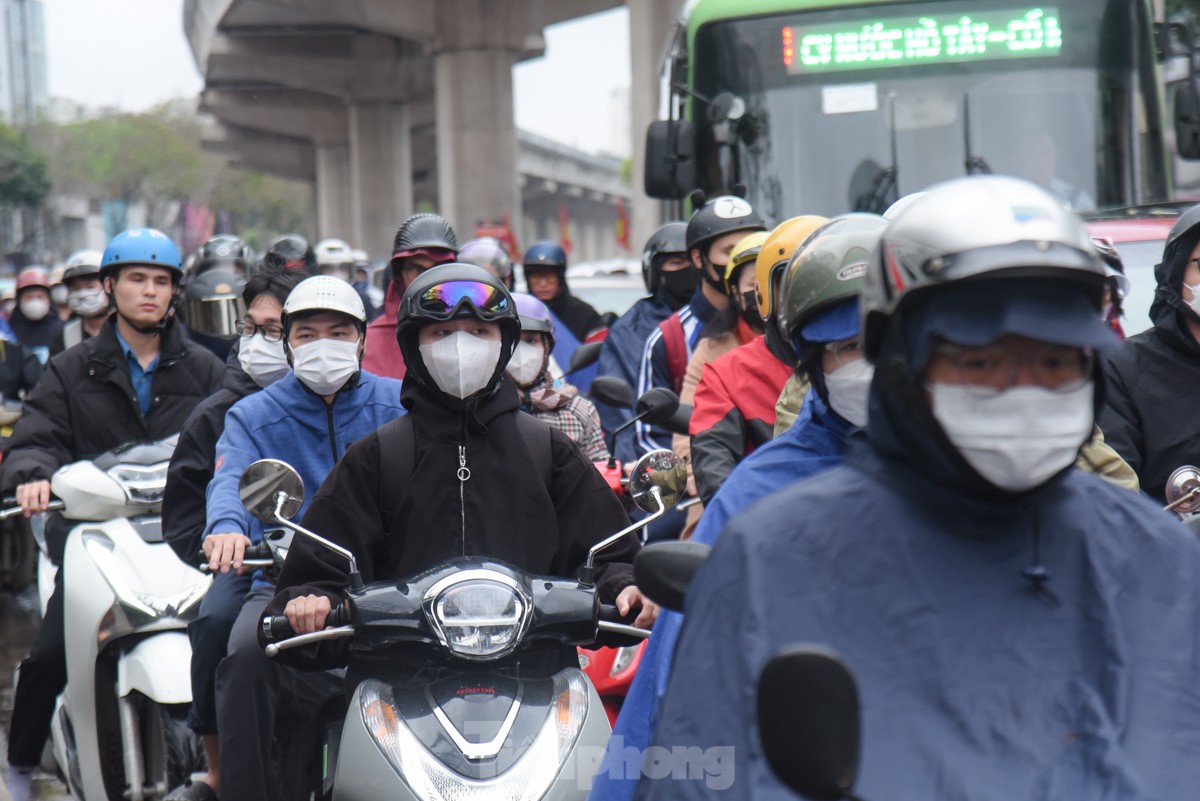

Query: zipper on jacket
457;443;471;555
325;404;339;464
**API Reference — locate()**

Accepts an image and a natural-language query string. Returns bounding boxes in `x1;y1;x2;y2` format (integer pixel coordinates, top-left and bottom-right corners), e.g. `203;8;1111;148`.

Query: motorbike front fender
117;632;193;705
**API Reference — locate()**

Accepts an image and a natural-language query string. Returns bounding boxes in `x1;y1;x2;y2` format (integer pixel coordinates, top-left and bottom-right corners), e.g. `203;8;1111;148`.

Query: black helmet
183;269;247;338
522;241;568;278
642;222;688;293
395;263;520;401
262;234;316;274
390;213;458;266
195;235;250;278
685;195;766;255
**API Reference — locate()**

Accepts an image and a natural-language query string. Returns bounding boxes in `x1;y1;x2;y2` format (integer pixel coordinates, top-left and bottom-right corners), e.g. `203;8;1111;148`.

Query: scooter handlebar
0;499;65;520
262;604;349;644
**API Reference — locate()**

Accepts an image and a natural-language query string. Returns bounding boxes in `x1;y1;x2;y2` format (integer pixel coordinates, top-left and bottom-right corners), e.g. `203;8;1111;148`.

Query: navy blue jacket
595;295;673;447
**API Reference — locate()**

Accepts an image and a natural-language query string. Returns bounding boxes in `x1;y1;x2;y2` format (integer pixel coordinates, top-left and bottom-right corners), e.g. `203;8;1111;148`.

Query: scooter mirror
628;449;687;512
239;459;305;523
591;376;635;409
634;387;680;426
568;341;603;374
758;646;862;801
633;540;711;612
1165;465;1200;514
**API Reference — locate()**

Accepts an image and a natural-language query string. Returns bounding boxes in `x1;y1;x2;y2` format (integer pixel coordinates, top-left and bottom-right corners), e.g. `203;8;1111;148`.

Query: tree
0;123;50;209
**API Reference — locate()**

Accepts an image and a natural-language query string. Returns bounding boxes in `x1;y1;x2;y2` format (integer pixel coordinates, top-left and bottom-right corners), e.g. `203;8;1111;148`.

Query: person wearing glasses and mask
264;264;658;674
637;177;1200;801
168;276;405;801
1100;204;1200;501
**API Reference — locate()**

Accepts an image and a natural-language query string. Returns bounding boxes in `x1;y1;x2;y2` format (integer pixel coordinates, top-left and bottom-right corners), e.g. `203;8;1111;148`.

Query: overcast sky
42;0;631;155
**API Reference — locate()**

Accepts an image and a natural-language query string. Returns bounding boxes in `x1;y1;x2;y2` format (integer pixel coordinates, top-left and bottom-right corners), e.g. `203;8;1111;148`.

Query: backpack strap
658;314;688;395
377;414;416;529
513;411;554;488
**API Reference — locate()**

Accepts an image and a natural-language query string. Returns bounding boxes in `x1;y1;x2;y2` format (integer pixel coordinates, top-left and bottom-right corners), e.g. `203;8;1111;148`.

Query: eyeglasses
416;280;511;320
931;341;1092;391
236;320;284;342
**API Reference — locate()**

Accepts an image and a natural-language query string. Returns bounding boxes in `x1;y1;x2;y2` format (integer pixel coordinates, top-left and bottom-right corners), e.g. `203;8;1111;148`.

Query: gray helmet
862;175;1106;360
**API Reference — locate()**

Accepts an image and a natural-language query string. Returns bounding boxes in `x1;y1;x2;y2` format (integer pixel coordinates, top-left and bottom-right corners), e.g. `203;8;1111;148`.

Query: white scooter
2;437;211;801
250;448;686;800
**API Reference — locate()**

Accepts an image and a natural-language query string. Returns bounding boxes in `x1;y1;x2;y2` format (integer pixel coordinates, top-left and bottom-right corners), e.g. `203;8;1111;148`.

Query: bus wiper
964;93;993;175
854;92;898;214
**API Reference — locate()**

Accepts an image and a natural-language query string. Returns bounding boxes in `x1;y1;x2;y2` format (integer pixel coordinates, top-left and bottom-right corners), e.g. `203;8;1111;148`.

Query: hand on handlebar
203;532;254;575
616;584;659;630
15;480;52;518
284;594;333;636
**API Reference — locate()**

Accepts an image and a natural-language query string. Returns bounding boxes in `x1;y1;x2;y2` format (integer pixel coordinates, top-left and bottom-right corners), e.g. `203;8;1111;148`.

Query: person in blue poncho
636;176;1200;801
587;213;886;801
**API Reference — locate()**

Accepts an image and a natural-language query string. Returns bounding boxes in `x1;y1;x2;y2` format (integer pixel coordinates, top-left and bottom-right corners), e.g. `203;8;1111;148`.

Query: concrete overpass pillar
316;143;352;240
349;100;413;258
628;0;686;252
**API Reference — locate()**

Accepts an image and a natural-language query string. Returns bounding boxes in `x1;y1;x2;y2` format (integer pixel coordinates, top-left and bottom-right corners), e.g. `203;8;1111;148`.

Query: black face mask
739;290;764;331
702;258;728;294
659;268;699;310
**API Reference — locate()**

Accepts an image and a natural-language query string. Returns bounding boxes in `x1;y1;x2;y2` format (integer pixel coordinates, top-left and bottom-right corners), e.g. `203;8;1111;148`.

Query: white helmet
283;275;367;325
314;238;354;267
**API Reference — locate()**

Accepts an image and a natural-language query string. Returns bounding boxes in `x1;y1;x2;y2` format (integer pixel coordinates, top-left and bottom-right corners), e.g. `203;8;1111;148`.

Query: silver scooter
2;437;211;801
244;449;685;800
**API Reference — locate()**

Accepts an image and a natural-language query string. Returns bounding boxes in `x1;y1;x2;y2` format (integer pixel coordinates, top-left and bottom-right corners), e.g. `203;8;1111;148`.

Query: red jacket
689;335;792;505
363;282;406;379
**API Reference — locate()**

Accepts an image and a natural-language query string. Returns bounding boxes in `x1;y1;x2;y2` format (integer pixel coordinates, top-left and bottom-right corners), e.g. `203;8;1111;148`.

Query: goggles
416;280;511;321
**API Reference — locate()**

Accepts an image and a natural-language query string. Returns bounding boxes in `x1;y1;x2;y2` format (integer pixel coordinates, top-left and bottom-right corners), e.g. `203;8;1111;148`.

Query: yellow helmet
723;231;771;295
754;215;828;320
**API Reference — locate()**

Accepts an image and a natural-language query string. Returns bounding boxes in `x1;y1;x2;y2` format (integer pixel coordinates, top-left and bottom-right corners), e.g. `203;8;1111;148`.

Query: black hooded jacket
9;305;65;356
1100;216;1200;502
163;341;261;562
264;377;637;669
1;316;223;491
546;288;605;342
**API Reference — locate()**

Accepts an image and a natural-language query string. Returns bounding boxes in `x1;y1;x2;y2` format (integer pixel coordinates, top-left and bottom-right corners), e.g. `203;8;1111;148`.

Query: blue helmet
522;241;568;276
101;228;184;282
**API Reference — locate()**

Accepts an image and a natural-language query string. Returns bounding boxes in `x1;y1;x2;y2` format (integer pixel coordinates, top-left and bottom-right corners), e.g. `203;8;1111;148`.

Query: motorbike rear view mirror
758;646;863;801
591;376;635;409
239;459;305;522
567;341;603;375
634;387;680;426
238;459;364;591
629;449;687;512
1165;465;1200;515
633;540;711;612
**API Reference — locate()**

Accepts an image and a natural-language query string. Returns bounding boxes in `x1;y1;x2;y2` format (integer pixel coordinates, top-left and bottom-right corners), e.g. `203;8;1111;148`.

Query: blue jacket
588;392;849;801
205;371;405;588
634;375;1200;800
595;295;674;446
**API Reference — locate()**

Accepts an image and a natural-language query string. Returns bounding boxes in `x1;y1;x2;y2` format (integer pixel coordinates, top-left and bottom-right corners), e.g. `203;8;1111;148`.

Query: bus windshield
692;1;1165;220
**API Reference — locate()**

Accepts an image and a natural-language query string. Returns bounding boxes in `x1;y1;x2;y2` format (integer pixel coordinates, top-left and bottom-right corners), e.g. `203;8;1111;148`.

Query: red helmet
16;266;52;293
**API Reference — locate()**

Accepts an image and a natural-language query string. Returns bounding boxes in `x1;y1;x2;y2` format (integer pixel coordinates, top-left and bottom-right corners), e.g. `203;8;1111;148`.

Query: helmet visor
417;280;511;321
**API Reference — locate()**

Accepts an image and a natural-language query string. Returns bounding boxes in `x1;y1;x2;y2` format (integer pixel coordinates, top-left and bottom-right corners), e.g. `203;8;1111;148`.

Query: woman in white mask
508;292;608;460
9;266;64;364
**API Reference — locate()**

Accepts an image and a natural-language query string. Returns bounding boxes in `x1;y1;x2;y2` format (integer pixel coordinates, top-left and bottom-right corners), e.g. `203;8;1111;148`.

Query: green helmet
777;214;888;353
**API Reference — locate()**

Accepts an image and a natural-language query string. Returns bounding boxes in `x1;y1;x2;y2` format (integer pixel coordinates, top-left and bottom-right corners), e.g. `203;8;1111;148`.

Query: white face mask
930;381;1094;492
238;334;291;388
420;331;502;399
824;357;874;427
507;340;547;388
1185;281;1200;319
67;287;108;317
19;298;50;321
51;285;69;306
290;338;361;396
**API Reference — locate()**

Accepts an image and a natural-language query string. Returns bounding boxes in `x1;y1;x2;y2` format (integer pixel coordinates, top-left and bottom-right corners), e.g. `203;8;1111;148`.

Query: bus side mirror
645;120;695;200
1177;78;1200;160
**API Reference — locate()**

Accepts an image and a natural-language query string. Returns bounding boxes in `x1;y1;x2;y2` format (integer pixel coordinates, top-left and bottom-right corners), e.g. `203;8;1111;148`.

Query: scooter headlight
610;644;640;677
106;462;169;506
425;574;531;661
358;671;590;800
83;531;210;621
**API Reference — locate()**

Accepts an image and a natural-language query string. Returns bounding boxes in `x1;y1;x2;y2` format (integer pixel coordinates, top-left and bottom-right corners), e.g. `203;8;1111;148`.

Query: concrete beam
200;89;348;145
223;0;437;40
206;35;355;96
203;123;316;182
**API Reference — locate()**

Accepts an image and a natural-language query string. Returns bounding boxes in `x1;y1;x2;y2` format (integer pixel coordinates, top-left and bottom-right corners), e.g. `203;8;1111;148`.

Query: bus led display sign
783;6;1061;73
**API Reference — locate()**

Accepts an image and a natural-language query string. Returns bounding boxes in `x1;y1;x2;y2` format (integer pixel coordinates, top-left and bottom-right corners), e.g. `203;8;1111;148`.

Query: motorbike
0;398;35;590
1;437;211;801
250;446;687;800
1164;465;1200;535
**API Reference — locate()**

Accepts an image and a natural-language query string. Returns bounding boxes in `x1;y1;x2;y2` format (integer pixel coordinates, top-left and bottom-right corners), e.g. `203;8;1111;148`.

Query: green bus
644;0;1200;219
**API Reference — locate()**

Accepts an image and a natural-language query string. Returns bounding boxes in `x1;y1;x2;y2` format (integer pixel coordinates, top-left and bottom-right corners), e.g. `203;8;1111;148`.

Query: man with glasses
362;212;458;380
167;276;404;801
637;176;1200;800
